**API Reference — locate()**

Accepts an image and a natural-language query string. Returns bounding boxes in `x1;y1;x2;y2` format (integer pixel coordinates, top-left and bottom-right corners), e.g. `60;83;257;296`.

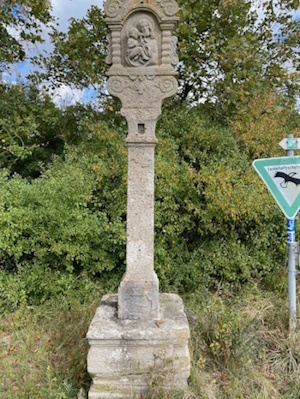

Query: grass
0;284;103;399
180;277;300;399
1;271;300;399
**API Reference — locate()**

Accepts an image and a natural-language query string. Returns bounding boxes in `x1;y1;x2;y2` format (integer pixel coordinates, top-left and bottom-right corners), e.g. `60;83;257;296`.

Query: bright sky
51;0;104;32
4;0;104;106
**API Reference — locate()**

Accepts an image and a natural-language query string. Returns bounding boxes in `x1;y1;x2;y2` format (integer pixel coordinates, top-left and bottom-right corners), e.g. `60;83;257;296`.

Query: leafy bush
154;103;286;291
0;120;127;310
0;100;293;309
0;83;64;178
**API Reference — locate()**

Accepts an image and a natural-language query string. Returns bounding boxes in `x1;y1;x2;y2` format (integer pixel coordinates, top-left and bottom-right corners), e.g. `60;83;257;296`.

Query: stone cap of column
104;0;179;122
104;0;179;25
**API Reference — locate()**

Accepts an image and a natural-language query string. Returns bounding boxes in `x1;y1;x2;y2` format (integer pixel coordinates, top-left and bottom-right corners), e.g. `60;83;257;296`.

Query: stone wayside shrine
86;0;191;397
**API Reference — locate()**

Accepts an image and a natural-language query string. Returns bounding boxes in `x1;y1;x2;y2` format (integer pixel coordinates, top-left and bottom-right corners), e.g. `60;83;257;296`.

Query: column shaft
118;142;159;320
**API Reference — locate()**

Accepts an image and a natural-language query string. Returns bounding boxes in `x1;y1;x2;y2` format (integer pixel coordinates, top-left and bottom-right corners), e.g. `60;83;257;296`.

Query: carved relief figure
126;19;158;67
127;27;150;64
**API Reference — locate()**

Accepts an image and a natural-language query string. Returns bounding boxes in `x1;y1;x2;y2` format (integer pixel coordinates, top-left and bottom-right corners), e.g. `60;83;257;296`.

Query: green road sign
279;138;300;150
287;139;298;149
253;156;300;219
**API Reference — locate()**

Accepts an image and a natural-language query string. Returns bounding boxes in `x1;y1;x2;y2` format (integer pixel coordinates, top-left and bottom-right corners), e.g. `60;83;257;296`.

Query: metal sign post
286;134;297;332
253;134;300;332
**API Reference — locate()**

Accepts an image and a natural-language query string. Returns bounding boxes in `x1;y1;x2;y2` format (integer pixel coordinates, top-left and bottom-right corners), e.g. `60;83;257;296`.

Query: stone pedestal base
86;293;190;399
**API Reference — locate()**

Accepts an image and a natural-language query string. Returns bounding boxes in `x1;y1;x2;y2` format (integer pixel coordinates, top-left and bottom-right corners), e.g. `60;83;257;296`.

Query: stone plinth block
118;278;159;320
87;293;190;399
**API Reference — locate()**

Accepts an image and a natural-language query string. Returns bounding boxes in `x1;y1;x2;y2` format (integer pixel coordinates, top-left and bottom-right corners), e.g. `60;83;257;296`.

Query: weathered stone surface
86;0;190;396
104;0;179;320
118;141;159;320
87;294;191;399
107;74;178;109
104;0;179;23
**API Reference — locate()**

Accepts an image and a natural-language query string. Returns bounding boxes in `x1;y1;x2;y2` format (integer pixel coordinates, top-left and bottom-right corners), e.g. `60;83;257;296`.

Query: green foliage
0;83;117;179
37;1;300;119
177;0;300;118
0;119;127;310
0;83;65;178
0;99;293;308
232;91;300;158
154;102;286;292
0;0;52;72
32;5;108;91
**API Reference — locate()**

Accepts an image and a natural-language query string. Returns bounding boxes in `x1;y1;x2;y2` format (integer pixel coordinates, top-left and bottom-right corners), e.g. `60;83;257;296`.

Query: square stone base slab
86;293;190;399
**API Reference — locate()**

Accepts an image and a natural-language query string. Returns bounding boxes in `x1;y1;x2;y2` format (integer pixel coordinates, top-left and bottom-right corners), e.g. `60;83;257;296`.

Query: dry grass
180;277;300;399
0;292;102;399
1;272;300;398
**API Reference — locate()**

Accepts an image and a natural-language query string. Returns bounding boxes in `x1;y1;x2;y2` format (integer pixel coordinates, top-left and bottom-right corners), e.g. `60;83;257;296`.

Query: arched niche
121;11;162;67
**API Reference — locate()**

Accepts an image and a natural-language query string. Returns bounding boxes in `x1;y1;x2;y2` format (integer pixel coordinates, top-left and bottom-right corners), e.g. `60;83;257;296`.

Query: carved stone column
86;1;190;397
105;0;179;320
118;109;160;320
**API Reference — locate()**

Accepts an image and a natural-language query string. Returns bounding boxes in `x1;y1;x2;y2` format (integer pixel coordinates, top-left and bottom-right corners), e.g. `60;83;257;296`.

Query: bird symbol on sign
274;171;300;188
